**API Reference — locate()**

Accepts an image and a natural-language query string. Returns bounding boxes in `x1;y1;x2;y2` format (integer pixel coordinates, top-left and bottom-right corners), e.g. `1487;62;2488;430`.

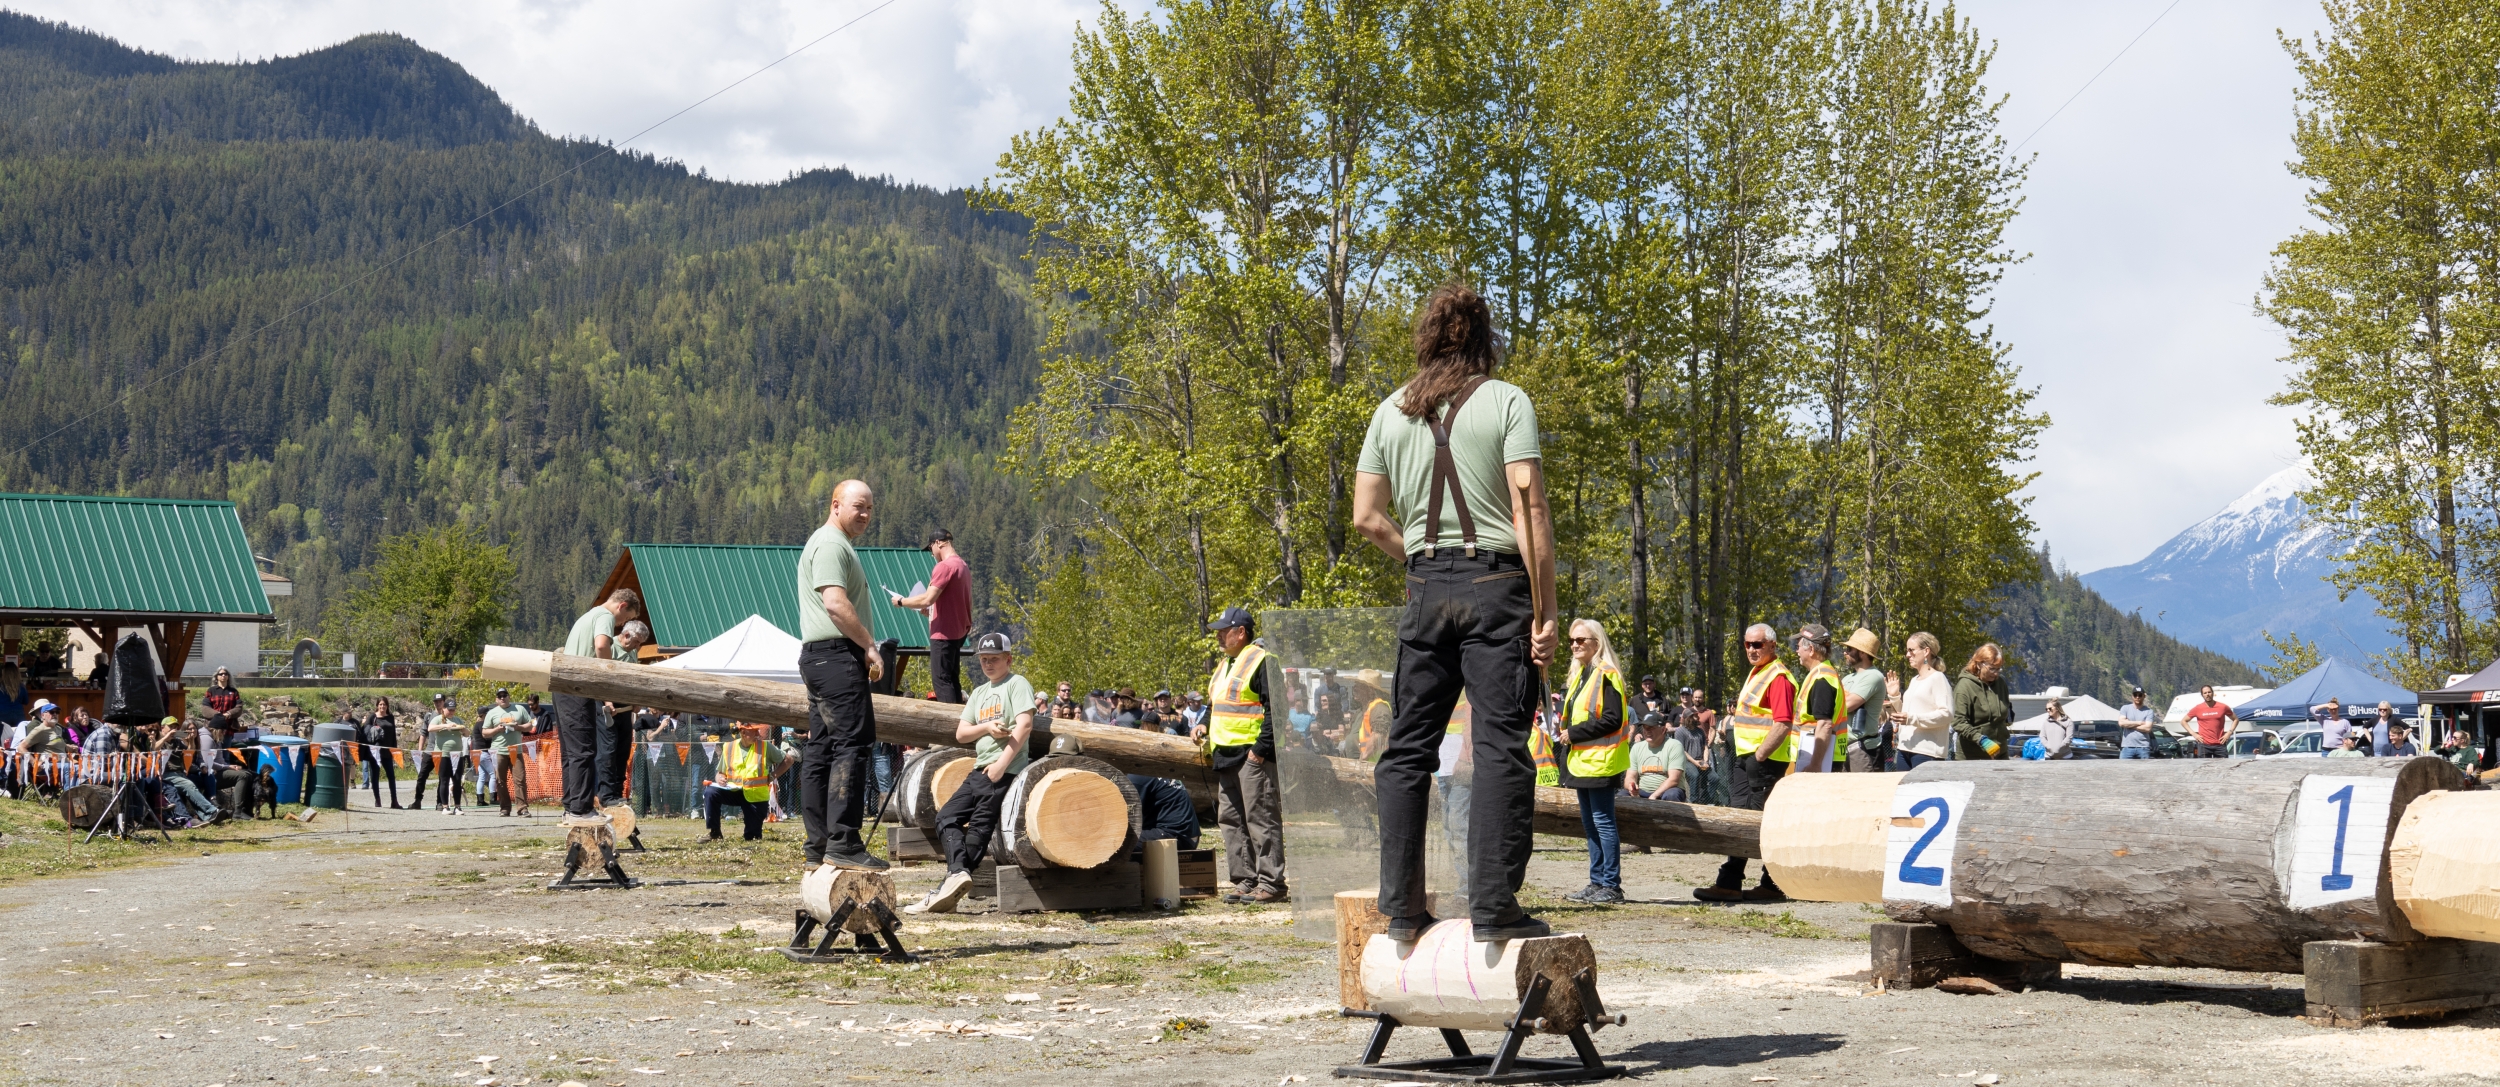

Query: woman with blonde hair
1556;618;1630;904
1890;632;1954;769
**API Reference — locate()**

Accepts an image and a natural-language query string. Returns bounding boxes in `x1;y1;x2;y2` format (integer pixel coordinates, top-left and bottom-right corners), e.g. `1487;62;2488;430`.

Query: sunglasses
1743;640;1770;649
1569;636;1592;645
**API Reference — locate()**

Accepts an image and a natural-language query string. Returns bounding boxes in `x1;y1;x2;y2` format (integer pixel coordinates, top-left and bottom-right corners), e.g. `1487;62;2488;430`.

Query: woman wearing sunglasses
1554;620;1630;905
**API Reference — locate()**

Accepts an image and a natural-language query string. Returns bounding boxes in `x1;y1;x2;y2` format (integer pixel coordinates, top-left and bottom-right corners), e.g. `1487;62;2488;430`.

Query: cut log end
802;866;900;933
931;758;975;810
481;646;553;688
2392;789;2500;942
595;802;637;841
1025;768;1128;869
1762;771;1901;903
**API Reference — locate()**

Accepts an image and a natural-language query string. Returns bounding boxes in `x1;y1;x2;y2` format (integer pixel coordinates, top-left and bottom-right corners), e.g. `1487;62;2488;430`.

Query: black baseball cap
974;632;1013;655
925;529;953;549
1209;606;1254;631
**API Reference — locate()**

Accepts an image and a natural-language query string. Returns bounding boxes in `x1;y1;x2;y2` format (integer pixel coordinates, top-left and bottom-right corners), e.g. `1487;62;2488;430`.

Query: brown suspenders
1423;377;1488;558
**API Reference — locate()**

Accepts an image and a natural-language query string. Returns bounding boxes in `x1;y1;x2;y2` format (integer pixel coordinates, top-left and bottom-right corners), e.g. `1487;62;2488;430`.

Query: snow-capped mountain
2078;464;2398;665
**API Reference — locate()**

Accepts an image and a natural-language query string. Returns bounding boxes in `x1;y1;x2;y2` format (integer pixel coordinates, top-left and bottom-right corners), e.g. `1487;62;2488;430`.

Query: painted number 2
2321;784;2355;893
1897;797;1951;887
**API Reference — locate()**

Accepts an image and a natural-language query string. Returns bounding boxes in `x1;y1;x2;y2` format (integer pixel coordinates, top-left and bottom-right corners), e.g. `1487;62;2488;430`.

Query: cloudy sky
14;0;2330;572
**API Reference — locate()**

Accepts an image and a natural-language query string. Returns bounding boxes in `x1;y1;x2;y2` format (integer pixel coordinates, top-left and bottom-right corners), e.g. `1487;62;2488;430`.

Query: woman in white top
1891;631;1955;768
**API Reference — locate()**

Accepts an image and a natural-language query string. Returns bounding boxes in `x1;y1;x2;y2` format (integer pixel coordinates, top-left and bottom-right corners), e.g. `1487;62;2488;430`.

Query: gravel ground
3;798;2494;1087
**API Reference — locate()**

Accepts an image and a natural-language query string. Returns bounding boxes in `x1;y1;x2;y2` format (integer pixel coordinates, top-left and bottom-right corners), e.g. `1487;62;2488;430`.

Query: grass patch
1160;1016;1210;1042
1182;958;1284;992
0;795;309;885
1658;906;1840;939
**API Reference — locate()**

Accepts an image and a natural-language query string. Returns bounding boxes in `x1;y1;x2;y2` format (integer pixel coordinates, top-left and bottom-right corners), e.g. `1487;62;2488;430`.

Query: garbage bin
308;721;356;810
254;735;312;805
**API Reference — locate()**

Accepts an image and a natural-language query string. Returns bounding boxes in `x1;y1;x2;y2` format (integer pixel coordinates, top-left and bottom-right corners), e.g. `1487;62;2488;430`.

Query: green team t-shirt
482;705;532;752
960;674;1037;773
1629;736;1686;795
426;713;467;754
796;521;868;645
1355;379;1541;555
564;606;615;657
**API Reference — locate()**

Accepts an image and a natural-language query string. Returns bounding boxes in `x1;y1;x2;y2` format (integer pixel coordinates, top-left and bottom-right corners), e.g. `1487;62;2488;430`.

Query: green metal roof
617;543;936;650
0;493;274;620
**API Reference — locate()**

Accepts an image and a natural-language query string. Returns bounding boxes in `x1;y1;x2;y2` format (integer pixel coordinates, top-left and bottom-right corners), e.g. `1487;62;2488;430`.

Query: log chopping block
2388;789;2500;942
598;800;645;853
787;866;912;963
1333;889;1445;1011
896;747;974;833
1759;756;2469;974
1339;920;1627;1084
997;754;1142;871
551;821;637;890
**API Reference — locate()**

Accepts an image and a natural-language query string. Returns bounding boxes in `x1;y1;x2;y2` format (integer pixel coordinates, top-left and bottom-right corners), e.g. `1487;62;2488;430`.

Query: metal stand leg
1333;971;1624;1084
1441;1029;1473;1057
1358;1016;1398;1065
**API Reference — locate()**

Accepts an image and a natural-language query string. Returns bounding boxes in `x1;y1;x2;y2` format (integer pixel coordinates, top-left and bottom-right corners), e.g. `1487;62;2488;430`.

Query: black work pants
1378;550;1538;928
594;703;634;806
929;637;965;705
1713;752;1788;891
799;638;878;863
358;748;397;806
414;751;467;807
553;692;599;816
935;764;1012;874
704;786;769;840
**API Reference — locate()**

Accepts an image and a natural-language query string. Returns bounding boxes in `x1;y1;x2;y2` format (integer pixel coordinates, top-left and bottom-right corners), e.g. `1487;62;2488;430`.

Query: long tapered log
1872;757;2469;973
481;645;1764;857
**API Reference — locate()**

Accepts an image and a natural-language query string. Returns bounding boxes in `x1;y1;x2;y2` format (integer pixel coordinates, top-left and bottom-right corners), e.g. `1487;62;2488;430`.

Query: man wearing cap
702;723;794;842
555;587;644;828
1839;628;1888;773
796;480;888;872
482;688;536;817
1348;286;1557;943
2119;687;2159;760
1193;607;1286;904
891;530;972;704
906;632;1033;915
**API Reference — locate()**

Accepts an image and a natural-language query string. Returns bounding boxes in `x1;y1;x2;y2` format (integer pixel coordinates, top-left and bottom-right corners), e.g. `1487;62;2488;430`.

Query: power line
2009;0;2186;155
8;0;909;460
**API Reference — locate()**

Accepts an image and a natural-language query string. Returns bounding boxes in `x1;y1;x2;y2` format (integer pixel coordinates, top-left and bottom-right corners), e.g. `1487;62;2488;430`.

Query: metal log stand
1335;970;1626;1084
549;824;639;890
782;900;914;965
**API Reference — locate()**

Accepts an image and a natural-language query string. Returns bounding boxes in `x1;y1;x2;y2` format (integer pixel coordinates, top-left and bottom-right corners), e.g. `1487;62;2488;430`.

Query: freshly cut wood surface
998;755;1142;869
930;758;974;811
1885;757;2468;973
2390;790;2500;942
897;748;971;832
1762;771;1902;903
1024;768;1129;868
801;866;899;934
595;801;637;842
1334;888;1444;1011
1357;921;1596;1033
491;646;1767;857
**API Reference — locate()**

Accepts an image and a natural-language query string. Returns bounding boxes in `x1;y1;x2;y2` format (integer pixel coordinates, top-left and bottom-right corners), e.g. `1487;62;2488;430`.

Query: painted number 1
1897;796;1951;886
2321;784;2355;892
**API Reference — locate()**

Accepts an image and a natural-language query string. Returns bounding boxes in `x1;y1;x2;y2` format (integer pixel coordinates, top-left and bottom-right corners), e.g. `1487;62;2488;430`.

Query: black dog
254;765;281;819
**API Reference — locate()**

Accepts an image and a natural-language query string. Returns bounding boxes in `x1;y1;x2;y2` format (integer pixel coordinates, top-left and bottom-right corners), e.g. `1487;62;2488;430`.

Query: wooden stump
1142;838;1181;907
998;755;1141;870
1881;756;2467;973
897;747;972;832
801;866;901;934
1357;920;1596;1033
1024;768;1130;868
1332;889;1443;1012
2304;938;2500;1026
2389;790;2500;942
1762;771;1902;903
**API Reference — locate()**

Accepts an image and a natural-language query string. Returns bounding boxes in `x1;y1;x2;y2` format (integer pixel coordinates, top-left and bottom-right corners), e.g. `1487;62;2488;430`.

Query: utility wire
2009;0;2186;155
9;0;909;459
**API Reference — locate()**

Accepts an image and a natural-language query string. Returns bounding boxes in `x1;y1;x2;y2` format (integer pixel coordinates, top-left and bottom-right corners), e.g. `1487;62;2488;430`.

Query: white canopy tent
652;614;803;683
2011;693;2130;734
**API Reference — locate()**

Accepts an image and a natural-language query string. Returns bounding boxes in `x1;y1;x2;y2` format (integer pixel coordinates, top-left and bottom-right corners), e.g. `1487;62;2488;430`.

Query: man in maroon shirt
2184;684;2239;758
893;530;973;704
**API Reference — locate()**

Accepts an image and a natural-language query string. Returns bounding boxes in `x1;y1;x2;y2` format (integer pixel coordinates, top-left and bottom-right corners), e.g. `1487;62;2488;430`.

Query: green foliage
1987;552;2266;704
2265;0;2500;686
2260;630;2327;685
328;525;515;665
0;19;1059;649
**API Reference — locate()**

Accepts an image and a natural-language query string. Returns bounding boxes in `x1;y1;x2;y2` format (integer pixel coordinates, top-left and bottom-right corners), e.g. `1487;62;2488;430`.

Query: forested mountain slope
1988;551;2267;705
0;13;1046;645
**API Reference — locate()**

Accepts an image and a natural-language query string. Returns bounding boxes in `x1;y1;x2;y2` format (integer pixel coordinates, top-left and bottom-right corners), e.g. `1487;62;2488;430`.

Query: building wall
66;621;264;680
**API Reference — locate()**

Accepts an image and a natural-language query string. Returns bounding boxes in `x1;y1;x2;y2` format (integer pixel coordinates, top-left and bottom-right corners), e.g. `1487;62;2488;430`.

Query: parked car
2259;725;2326;758
2224;729;2281;758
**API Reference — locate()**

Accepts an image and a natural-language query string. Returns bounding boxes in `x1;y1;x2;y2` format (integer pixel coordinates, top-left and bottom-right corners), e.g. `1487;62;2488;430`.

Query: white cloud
15;0;2334;574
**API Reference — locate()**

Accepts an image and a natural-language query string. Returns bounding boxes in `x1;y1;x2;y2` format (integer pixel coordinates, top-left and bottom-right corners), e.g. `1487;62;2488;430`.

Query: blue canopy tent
2232;659;2418;722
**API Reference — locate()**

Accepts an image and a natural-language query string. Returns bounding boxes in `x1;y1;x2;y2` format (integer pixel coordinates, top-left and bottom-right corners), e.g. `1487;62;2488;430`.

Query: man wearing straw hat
1840;628;1890;772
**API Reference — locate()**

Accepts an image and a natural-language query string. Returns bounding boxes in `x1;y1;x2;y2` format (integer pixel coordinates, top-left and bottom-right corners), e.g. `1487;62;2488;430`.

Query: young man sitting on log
905;632;1033;915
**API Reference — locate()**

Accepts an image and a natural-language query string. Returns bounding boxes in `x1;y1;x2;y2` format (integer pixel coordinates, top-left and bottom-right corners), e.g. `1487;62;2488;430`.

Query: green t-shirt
482;705;532;752
1355;379;1541;555
961;673;1037;773
564;606;616;657
796;521;868;645
1629;736;1686;795
1842;667;1886;743
426;713;467;754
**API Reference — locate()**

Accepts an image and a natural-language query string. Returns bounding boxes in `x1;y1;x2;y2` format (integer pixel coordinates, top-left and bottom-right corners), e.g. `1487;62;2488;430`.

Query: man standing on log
1350;283;1557;943
1195;606;1286;904
554;588;642;828
905;632;1032;916
1695;622;1794;903
797;480;888;873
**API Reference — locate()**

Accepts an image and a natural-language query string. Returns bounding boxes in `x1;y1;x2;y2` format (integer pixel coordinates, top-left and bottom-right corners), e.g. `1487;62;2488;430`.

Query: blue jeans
1576;786;1620;890
2120;746;2151;759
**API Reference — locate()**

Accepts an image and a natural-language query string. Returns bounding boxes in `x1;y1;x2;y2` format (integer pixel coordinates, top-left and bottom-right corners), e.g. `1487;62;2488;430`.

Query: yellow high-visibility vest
722;739;772;802
1730;657;1798;762
1792;660;1846;773
1562;661;1631;779
1206;644;1269;751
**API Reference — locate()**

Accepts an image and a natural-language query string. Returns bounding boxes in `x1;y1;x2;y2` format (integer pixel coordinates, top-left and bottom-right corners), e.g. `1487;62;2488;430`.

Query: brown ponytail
1401;283;1498;419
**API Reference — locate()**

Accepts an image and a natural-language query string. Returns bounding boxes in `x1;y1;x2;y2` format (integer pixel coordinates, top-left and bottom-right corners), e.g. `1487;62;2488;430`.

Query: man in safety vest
702;724;793;841
1788;624;1847;774
1695;621;1795;903
1192;606;1286;903
907;632;1035;915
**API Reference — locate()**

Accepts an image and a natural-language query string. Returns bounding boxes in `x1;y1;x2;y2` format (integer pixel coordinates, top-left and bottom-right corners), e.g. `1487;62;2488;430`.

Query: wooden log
1024;769;1131;868
483;645;1767;857
1357;921;1597;1033
1868;922;2058;991
1879;756;2469;973
2388;789;2500;942
800;866;900;934
596;800;637;843
1334;888;1443;1011
996;858;1142;913
895;747;971;832
997;754;1142;869
1762;771;1902;903
2303;938;2500;1026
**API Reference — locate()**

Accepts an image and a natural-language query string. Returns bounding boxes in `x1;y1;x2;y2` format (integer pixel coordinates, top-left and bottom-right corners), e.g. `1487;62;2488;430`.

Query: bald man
796;480;889;871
